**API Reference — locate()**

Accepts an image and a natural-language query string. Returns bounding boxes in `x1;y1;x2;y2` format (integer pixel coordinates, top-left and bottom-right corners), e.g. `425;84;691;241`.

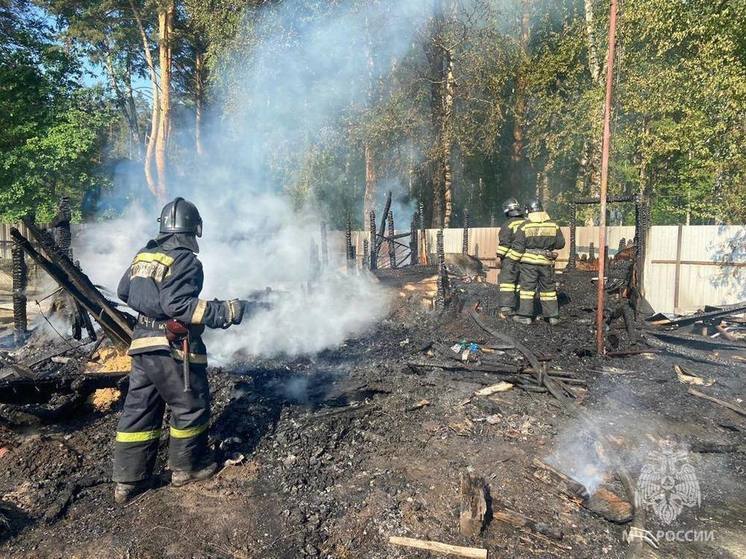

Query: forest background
1;0;744;229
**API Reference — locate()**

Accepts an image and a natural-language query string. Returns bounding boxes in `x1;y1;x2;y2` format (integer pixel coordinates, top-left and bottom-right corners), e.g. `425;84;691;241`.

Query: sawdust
87;346;131;373
86;388;121;411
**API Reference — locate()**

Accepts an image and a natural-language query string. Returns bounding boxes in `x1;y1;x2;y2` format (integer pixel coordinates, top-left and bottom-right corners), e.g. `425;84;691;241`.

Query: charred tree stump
369;210;377;271
320;222;328;269
11;238;28;343
387;210;396;268
459;471;488;536
462;209;469;255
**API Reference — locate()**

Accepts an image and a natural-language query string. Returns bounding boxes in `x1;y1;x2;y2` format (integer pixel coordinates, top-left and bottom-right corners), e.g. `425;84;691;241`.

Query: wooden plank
688;388;746;417
673;225;683;313
388;537;487;559
651;260;746;268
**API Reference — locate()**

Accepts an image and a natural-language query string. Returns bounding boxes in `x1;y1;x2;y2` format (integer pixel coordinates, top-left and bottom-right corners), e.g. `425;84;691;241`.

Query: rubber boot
114;480;151;505
171;462;218;487
547;317;560;326
512;315;532;325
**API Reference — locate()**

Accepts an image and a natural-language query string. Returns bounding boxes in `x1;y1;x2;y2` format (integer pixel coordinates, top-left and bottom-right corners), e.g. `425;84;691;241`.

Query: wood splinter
388;536;487;559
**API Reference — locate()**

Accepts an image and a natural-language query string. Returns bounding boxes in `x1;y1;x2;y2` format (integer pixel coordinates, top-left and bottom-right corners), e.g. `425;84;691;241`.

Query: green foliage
1;0;744;226
0;1;114;222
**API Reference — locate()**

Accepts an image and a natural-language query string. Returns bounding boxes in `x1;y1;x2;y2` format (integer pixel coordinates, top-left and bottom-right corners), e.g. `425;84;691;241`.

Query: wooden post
345;216;353;272
595;0;618;355
568;203;577;269
369;210;377;271
462;209;469;255
362;239;369;270
437;229;448;308
377;191;392;253
410;215;418;266
12;237;28;343
673;224;683;313
320;222;328;268
387;210;396;268
310;238;321;280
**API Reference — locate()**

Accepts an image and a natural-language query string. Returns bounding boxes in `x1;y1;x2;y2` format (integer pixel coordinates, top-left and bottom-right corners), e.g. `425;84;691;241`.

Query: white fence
348;225;745;314
4;223;743;314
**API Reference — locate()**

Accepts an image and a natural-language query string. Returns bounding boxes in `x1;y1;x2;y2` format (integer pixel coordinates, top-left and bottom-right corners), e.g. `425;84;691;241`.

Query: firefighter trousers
498;257;521;309
113;352;211;483
517;263;559;318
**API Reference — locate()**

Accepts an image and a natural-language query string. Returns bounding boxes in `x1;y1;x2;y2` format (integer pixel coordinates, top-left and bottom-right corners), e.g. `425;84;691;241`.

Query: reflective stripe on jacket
117;236;230;359
513;211;565;266
497;217;526;261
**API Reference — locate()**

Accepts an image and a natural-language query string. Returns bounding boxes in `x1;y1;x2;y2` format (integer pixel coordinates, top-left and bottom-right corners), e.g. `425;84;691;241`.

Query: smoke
543;387;665;495
74;0;446;363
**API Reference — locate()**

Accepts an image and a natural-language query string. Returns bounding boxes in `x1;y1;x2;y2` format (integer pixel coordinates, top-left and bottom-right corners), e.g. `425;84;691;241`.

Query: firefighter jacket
117;234;231;364
513;211;565;266
496;216;526;261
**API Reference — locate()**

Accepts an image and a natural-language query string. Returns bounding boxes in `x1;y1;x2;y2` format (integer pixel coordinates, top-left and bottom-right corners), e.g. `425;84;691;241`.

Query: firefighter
113;197;258;504
496;198;526;315
512;200;565;325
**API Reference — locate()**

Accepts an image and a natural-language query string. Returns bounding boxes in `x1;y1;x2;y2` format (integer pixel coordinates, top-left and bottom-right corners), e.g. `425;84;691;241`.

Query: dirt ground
0;269;744;559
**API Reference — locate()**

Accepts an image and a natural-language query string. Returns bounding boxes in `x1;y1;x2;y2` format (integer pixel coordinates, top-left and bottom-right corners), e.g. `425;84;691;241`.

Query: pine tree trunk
129;0;160;198
363;142;376;228
441;45;454;227
155;1;174;201
583;0;604;195
511;0;531;191
195;49;205;157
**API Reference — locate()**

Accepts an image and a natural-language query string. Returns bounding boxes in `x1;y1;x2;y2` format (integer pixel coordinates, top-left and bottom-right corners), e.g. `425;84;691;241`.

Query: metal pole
596;0;618;355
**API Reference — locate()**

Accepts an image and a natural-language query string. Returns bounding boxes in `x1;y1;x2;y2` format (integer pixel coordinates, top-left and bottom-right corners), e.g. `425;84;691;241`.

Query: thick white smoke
74;0;440;363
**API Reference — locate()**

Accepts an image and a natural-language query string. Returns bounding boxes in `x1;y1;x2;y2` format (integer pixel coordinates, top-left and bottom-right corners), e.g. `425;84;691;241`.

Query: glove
222;299;246;328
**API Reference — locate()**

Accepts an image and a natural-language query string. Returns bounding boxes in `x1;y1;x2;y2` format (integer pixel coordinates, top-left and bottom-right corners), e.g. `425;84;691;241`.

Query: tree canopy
0;0;744;226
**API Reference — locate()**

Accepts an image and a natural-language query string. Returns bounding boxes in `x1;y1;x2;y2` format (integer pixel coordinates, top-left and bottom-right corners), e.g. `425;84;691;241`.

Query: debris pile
0;224;744;558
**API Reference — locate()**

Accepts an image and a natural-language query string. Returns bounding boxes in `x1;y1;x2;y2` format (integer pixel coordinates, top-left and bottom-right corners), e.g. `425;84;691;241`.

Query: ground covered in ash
1;270;745;559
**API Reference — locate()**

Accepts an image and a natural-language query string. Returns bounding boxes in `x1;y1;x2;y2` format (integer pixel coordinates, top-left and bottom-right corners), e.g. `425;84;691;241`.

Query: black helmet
526;199;543;213
158;197;203;237
502;197;522;217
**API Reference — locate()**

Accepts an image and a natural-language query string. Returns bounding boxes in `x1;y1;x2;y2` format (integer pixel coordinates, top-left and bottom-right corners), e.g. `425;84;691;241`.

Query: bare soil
0;270;744;559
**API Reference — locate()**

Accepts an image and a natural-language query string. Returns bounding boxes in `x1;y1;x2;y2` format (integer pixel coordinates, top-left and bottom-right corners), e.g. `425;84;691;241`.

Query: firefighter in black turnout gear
512;200;565;325
113;198;252;504
496;198;526;314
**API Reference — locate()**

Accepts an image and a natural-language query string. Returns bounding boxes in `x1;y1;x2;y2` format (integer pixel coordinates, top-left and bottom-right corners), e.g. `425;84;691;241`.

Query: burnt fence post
387;210;396;268
567;202;577;270
462;209;469;255
12;237;28;343
369;210;377;271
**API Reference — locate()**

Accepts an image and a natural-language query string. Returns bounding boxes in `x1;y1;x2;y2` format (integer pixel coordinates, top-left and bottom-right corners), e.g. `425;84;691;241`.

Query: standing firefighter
512;200;565;325
113;197;257;504
496;198;526;315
